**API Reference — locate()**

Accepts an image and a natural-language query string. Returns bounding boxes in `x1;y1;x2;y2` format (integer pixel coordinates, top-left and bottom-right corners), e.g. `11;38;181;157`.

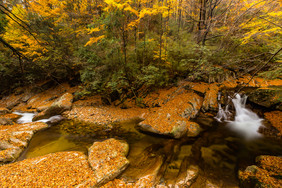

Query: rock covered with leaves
0;151;98;187
87;138;129;186
0;122;48;164
137;87;203;138
239;155;282;188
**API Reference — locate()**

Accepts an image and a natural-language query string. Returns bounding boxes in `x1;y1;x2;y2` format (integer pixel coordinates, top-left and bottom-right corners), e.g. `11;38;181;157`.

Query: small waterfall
14;112;35;124
13;112;63;124
215;93;263;139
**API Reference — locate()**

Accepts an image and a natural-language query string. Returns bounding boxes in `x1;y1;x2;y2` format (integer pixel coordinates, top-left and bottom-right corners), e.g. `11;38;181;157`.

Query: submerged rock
186;122;201;137
103;142;166;187
87;138;129;186
33;92;73;121
175;157;199;187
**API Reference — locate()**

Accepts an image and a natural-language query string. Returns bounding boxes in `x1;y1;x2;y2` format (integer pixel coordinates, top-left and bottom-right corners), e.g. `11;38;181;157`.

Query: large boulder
248;88;282;110
0;151;98;187
33;92;73;121
137;90;203;139
87;138;129;186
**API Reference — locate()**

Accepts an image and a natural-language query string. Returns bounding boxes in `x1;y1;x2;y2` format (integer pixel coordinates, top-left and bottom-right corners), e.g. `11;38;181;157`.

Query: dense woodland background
0;0;281;97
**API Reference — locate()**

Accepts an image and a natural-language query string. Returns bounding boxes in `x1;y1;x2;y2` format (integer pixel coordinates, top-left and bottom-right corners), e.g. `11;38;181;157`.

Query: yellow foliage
3;5;45;58
87;27;101;34
85;35;105;46
239;1;282;45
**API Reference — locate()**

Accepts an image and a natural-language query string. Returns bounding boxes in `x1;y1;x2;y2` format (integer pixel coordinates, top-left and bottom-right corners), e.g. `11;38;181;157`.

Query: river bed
14;111;282;187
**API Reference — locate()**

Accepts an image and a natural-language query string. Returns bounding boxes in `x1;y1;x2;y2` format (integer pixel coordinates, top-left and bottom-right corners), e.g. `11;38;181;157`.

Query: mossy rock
248;88;282;110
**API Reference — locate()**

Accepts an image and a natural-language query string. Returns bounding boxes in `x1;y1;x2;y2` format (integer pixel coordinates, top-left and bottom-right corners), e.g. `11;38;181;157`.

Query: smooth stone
33;92;73;121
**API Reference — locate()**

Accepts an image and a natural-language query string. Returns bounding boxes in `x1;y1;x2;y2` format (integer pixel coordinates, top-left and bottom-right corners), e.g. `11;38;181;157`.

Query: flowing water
227;94;263;139
215;93;263;139
13;111;63;124
13;99;282;187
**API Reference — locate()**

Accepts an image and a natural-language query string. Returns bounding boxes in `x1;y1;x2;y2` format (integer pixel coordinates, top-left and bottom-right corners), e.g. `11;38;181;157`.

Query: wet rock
186;122;201;137
0;122;48;163
88;138;129;186
44;115;64;126
239;155;282;188
0;108;10;115
33;92;73;121
202;84;219;112
134;175;159;187
171;121;189;138
205;180;221;188
196;113;215;127
175;157;199;187
248;88;282;110
123;144;165;185
0;151;98;187
103;142;166;187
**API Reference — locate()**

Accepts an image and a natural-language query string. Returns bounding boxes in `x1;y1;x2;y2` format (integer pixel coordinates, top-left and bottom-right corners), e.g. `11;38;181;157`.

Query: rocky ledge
0;138;130;187
0;122;48;164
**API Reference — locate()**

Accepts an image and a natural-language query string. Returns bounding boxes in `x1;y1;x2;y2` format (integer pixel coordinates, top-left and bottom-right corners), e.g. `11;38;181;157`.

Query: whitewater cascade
215;93;263;139
14;112;63;124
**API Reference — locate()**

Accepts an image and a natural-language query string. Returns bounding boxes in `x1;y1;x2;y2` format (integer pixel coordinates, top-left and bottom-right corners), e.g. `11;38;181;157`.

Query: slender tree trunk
198;0;207;44
159;0;164;66
178;0;183;34
159;13;163;66
0;37;25;74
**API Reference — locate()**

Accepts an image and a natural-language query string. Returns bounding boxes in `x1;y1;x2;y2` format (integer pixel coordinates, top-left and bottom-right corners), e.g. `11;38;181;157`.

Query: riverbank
0;75;281;187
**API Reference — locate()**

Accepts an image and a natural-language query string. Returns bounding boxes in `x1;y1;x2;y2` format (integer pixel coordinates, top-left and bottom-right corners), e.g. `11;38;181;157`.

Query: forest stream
12;95;282;187
0;79;281;187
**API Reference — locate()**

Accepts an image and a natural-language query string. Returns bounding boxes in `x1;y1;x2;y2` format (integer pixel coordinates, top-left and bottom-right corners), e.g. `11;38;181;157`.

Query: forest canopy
0;0;281;96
